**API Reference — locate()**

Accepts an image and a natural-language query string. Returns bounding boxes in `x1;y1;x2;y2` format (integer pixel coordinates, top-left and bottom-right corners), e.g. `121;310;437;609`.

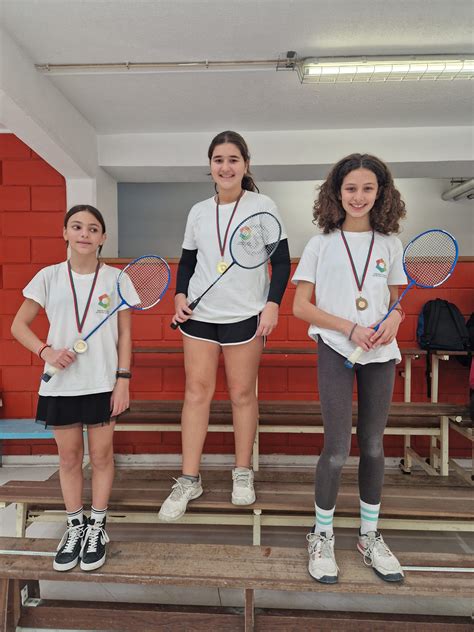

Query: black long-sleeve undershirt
175;238;290;305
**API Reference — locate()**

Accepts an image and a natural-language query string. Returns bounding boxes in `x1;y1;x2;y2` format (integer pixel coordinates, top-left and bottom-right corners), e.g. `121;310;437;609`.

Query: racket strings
230;214;281;269
404;231;457;287
120;256;170;309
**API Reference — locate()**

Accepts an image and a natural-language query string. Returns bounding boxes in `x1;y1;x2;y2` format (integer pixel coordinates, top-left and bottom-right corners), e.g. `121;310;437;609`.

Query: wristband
348;324;357;341
117;367;130;373
116;371;132;379
393;306;405;322
38;344;51;359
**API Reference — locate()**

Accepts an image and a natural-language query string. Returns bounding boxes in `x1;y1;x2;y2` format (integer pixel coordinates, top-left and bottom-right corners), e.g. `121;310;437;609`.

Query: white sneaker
231;467;256;505
306;531;339;584
158;476;203;522
358;531;404;582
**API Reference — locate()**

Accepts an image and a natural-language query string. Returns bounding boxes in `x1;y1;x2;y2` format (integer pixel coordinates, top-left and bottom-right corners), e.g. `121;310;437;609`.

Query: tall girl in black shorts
11;205;132;572
159;131;291;521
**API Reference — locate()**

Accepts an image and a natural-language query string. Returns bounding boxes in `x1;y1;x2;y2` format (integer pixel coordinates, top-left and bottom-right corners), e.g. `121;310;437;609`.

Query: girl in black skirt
11;205;132;572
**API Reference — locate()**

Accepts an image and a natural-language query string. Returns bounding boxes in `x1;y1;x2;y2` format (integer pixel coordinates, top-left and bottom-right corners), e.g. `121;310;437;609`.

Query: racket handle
344;346;364;369
170;299;199;330
41;364;60;382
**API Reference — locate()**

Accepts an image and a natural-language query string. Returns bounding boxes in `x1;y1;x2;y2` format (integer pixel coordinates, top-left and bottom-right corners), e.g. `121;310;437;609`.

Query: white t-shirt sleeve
388;237;407;286
292;236;320;285
23;268;48;307
182;205;199;250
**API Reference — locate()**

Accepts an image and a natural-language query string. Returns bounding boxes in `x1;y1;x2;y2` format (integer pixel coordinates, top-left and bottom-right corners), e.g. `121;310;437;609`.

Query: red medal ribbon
216;190;244;260
67;261;100;334
340;229;375;293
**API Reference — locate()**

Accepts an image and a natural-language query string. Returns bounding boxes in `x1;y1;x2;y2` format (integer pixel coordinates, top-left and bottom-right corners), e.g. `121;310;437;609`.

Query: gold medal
356;297;369;311
217;260;228;274
73;339;88;354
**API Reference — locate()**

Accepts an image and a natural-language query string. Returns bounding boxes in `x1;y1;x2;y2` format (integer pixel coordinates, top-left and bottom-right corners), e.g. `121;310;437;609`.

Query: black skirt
36;391;113;429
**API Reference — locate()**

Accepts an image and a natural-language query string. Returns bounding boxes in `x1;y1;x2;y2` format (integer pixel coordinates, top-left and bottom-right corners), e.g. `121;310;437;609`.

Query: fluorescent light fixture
298;56;474;83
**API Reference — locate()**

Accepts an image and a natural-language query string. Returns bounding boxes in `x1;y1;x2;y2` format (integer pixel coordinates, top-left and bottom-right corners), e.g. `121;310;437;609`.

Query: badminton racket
171;211;282;329
345;229;458;368
42;255;171;381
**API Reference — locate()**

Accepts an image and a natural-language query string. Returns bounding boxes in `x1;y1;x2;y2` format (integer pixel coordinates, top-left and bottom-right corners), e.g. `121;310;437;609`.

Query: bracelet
38;344;51;359
116;371;132;379
348;324;358;341
117;367;130;372
393;306;405;322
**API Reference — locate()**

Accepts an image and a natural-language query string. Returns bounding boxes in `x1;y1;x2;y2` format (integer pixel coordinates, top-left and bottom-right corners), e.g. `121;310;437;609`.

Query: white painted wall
117;179;474;258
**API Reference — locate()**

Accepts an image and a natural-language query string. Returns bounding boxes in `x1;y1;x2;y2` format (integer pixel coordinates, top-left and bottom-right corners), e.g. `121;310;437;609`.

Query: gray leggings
316;338;395;509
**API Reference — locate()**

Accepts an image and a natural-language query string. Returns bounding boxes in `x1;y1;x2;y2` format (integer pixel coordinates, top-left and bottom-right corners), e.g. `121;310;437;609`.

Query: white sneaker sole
53;557;79;572
80;555;106;572
231;491;256;506
158;487;204;522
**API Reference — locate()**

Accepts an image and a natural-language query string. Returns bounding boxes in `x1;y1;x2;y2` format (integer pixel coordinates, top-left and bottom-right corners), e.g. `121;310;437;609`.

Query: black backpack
417;299;471;396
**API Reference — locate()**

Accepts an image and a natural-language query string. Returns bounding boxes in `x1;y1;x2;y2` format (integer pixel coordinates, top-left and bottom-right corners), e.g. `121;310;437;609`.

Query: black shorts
36;391;114;429
179;315;259;346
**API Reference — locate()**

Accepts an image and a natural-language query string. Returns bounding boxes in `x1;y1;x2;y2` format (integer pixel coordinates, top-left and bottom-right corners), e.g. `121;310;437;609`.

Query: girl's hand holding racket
41;346;76;371
370;311;402;348
345;229;458;368
349;324;375;352
172;293;193;327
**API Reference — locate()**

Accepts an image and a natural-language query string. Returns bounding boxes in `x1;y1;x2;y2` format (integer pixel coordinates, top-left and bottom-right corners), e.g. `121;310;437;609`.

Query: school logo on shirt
373;258;388;278
97;293;111;313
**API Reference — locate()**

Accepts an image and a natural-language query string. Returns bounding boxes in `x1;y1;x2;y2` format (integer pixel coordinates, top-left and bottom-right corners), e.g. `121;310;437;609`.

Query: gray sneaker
358;531;404;582
231;467;256;505
306;531;339;584
158;476;203;522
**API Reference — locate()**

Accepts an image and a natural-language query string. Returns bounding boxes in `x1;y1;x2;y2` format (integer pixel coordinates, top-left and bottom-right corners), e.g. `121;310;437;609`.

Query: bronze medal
356;296;369;311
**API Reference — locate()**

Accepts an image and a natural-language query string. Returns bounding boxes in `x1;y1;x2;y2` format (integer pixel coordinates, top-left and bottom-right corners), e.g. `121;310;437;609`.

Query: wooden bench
118;400;469;476
0;537;472;631
1;469;472;541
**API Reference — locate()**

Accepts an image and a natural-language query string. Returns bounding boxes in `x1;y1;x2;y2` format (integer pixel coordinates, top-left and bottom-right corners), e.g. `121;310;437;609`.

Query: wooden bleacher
0;537;472;631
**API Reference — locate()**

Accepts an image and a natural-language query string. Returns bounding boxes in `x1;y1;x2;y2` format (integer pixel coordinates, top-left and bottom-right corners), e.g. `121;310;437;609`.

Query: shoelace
232;471;252;487
362;533;392;567
306;534;333;558
81;522;110;556
57;522;84;553
168;477;194;500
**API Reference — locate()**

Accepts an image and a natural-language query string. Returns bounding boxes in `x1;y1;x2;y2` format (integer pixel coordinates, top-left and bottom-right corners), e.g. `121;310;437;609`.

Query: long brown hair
313;154;406;234
208;131;259;192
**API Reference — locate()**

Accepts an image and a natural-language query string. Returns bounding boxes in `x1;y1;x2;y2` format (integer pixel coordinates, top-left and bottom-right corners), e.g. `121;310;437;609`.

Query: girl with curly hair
292;154;407;585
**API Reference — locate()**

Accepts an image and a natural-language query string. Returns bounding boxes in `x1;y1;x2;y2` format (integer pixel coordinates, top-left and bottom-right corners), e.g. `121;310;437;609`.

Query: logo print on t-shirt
98;293;111;309
375;258;387;273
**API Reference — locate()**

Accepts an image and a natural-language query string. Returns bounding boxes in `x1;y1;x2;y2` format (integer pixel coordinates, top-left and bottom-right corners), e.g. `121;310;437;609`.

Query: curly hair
313;154;406;234
208;130;259;193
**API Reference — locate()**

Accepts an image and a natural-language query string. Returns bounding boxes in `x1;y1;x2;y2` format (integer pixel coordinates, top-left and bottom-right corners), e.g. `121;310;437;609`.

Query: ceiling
1;0;473;134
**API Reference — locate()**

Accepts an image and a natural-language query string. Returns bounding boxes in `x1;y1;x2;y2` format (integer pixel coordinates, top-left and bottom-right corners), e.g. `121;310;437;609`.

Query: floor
0;462;472;632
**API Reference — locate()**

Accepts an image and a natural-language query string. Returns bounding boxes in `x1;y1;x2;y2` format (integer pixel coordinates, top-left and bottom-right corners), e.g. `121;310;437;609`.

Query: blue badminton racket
42;255;171;381
345;229;458;368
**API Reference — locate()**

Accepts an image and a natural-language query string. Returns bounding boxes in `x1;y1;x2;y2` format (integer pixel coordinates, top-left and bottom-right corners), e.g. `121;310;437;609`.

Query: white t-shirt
23;262;132;396
292;230;407;364
182;190;287;323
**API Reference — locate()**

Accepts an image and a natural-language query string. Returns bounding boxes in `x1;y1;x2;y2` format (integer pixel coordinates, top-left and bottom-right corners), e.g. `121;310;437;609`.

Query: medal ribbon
340;229;375;294
67;261;100;334
216;190;244;260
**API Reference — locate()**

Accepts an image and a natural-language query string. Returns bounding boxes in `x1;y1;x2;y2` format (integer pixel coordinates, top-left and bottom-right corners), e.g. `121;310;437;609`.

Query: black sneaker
53;518;85;572
80;516;110;571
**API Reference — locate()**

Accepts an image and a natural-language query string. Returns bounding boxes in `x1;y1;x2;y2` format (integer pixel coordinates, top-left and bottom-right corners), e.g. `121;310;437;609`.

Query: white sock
315;503;335;537
90;506;107;524
360;499;380;535
66;507;83;525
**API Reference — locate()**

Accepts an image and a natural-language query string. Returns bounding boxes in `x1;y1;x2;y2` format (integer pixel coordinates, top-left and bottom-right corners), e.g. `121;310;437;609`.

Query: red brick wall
0;133;472;458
